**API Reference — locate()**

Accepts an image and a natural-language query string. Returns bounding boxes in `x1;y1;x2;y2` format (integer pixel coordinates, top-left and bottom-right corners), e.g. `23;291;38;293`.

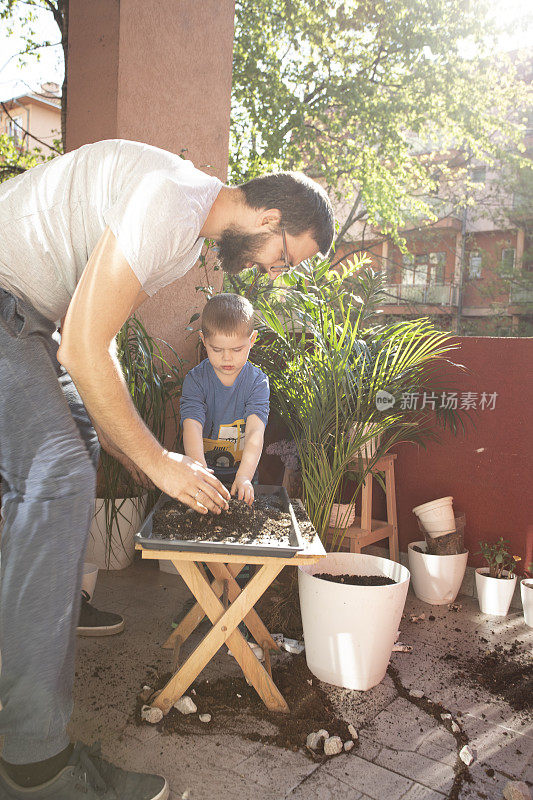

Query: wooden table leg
152;560;289;714
162;562;245;650
206;562;280;652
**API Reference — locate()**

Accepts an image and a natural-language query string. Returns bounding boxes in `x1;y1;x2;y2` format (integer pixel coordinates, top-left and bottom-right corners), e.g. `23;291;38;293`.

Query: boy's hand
231;476;255;506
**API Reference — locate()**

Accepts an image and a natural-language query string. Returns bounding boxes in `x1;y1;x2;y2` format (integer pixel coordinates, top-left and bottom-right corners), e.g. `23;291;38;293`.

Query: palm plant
248;257;469;545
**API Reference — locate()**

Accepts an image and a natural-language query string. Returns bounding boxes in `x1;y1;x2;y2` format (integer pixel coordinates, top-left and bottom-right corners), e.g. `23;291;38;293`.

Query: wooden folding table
136;533;326;714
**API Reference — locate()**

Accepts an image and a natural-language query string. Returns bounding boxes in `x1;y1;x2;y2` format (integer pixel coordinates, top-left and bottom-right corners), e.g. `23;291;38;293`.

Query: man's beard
216;226;271;275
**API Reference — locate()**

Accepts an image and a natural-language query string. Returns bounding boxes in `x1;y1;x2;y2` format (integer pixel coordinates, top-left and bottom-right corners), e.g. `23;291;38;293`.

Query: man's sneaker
0;741;169;799
77;590;125;637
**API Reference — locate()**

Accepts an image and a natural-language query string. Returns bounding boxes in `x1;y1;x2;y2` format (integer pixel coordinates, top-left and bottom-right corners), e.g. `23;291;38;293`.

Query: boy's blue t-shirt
180;359;270;469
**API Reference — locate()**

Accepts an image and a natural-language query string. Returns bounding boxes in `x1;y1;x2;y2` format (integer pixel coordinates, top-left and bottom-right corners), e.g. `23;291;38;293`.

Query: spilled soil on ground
461;641;533;711
136;654;355;761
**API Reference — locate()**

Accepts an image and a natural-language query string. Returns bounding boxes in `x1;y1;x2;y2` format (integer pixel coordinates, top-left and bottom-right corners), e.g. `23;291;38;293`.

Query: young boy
180;293;269;507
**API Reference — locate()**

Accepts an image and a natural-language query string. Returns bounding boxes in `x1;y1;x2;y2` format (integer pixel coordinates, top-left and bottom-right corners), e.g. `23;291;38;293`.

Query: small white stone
142;684;152;693
410;613;425;622
503;780;532;800
451;721;461;733
459;745;474;766
317;729;329;739
306;731;324;750
199;713;212;723
344;740;354;752
141;705;163;724
323;736;343;756
440;713;452;720
392;643;412;652
173;696;197;715
282;638;305;654
347;724;358;740
410;689;425;698
237;693;242;698
139;685;153;702
190;689;196;695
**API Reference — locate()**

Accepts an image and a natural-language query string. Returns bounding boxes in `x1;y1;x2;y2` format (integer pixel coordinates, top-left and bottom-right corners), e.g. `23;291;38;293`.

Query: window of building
7;115;24;146
468;251;482;279
471;167;486;183
429;252;446;284
501;248;516;275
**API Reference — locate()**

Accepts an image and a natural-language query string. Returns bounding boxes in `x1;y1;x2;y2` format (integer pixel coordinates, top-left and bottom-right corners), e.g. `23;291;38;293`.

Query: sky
0;0;531;102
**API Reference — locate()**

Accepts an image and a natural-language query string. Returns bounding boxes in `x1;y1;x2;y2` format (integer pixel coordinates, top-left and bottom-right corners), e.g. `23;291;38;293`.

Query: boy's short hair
201;293;255;339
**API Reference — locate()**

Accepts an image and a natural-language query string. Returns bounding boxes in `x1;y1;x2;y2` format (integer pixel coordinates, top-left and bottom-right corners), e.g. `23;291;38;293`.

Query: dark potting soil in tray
152;494;294;546
136;654;354;760
314;573;396;586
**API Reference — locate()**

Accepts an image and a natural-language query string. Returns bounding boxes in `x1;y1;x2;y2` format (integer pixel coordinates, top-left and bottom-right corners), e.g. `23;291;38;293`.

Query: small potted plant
520;562;533;628
475;538;521;616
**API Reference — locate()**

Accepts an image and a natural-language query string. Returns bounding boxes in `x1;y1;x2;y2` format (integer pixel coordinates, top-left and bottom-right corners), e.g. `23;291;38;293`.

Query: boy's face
200;329;258;382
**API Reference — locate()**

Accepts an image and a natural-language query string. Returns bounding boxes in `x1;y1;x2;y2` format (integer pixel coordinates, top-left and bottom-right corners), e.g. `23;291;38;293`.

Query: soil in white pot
314;573;396;586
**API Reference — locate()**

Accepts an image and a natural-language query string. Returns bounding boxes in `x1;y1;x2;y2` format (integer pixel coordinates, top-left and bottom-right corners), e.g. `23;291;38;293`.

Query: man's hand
156;452;230;514
231;475;255;507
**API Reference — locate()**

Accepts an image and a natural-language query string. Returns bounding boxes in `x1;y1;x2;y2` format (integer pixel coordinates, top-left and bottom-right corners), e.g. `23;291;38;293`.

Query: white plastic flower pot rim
81;562;99;601
408;542;468;605
298;552;410;691
329;503;356;529
412;496;455;536
520;579;533;628
349;424;381;460
475;568;517;616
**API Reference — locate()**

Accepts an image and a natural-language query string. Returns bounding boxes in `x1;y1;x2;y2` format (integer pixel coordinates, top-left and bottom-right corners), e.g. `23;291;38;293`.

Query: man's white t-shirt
0;139;222;322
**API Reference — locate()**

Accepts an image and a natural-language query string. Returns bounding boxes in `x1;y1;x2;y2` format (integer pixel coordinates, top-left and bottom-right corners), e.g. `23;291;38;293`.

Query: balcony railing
382;283;459;306
509;284;533;304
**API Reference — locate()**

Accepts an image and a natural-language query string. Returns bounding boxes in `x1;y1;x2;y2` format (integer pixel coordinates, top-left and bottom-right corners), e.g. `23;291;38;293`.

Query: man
0;138;334;799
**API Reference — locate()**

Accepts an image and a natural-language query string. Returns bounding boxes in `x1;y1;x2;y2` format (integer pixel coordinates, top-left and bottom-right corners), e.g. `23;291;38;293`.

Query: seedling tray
135;485;305;558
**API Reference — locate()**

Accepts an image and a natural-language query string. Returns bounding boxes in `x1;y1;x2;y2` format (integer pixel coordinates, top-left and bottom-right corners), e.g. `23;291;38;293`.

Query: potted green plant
85;316;183;570
233;257;469;690
475;537;521;616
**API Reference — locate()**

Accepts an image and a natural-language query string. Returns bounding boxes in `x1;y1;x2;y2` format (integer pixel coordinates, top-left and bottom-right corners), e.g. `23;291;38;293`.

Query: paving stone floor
71;556;533;800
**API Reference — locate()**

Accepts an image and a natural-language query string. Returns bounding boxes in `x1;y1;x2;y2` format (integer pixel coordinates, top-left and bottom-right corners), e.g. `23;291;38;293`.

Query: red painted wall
393;336;533;570
260;336;533;571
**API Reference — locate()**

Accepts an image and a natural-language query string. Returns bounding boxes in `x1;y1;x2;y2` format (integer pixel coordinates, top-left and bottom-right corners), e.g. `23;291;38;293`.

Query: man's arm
231;414;266;505
57;226;229;513
182;419;208;468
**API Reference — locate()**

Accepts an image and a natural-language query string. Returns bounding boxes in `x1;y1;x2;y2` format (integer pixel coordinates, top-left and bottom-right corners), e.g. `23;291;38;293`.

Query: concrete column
66;0;235;362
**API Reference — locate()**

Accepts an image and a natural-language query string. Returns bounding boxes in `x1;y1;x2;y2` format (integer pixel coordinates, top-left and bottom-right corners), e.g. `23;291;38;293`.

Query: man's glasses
268;225;292;275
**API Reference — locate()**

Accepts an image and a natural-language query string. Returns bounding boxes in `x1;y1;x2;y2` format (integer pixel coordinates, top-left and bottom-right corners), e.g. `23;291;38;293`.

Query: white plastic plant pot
298;552;410;691
85;496;146;570
475;568;517;616
520;579;533;627
408;542;468;605
328;503;356;530
412;496;455;537
81;562;99;601
349;424;381;460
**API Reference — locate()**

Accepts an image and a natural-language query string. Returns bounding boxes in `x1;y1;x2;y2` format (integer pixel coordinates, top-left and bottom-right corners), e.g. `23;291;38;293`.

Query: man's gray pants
0;287;99;764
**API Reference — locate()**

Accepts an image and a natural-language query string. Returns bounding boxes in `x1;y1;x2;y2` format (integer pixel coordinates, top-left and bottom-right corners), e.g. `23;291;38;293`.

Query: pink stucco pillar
66;0;235;364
